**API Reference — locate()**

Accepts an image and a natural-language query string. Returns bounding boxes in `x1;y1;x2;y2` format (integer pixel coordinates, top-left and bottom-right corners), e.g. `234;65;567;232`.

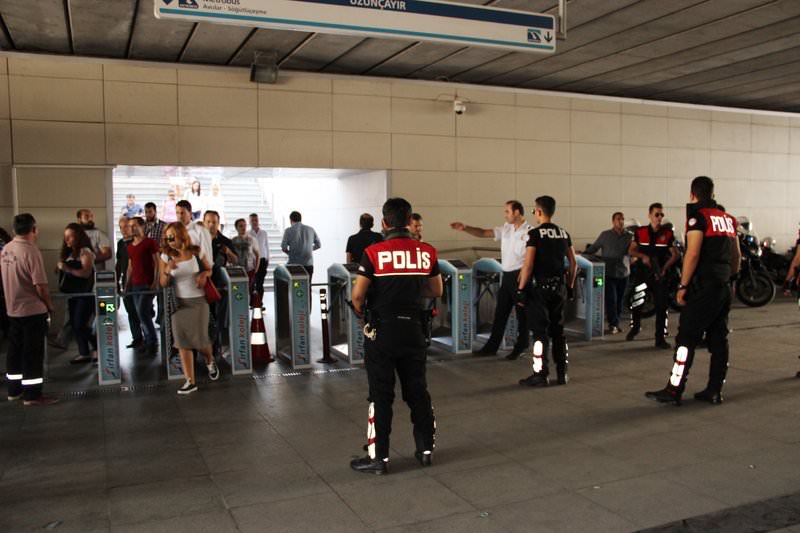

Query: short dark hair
506;200;524;216
249;213;259;219
612;211;624;220
13;213;36;236
126;194;135;199
131;217;145;227
76;208;90;219
691;176;714;203
648;203;663;213
203;210;220;220
289;211;301;223
176;199;192;211
535;196;556;217
359;213;374;230
411;213;422;222
144;202;156;210
234;218;246;228
384;198;413;229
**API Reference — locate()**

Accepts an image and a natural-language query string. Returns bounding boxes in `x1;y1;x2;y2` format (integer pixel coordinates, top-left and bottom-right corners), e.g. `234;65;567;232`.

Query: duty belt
532;276;563;291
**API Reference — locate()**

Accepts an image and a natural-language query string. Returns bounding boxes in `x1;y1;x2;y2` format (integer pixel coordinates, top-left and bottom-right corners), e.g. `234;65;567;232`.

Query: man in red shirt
126;217;159;352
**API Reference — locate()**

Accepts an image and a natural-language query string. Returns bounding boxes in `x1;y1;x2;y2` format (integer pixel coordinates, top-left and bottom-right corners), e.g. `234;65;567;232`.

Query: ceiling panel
0;0;798;113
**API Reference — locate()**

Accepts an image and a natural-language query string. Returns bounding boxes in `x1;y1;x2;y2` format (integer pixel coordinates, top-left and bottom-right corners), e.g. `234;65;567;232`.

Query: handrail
437;246;501;258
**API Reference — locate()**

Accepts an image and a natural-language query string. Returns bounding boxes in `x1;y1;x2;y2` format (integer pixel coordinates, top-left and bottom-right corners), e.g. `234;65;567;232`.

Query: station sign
155;0;556;53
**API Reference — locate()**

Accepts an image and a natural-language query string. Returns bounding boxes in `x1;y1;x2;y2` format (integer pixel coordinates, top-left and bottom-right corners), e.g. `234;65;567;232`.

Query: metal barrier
565;256;605;341
431;259;473;354
471;258;520;351
326;263;365;365
219;266;252;375
273;264;311;369
95;271;121;385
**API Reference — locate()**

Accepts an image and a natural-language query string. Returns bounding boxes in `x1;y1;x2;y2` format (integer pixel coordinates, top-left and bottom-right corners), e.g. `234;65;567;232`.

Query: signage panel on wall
155;0;556;53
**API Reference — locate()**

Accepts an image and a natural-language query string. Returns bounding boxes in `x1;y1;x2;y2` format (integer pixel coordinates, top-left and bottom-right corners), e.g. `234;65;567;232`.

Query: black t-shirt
526;223;571;279
685;201;737;283
634;225;675;267
210;233;235;285
346;230;383;264
359;230;439;314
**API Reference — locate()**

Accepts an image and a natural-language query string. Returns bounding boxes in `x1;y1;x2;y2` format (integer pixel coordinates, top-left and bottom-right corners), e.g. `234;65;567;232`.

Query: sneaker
655;340;672;350
625;330;638;341
609;326;621;335
7;393;22;401
519;373;549;387
126;339;144;349
414;450;433;467
645;387;681;405
177;380;197;395
23;395;60;406
350;455;388;475
207;361;220;381
693;388;723;405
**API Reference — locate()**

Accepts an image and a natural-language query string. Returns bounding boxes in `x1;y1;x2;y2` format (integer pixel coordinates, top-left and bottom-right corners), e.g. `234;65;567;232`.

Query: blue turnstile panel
565;256;605;340
471;258;521;350
274;265;311;369
222;266;252;375
95;271;121;385
327;263;365;365
432;259;473;354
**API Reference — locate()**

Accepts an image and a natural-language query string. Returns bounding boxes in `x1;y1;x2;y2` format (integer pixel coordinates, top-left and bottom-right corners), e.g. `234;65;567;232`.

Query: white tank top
163;254;205;299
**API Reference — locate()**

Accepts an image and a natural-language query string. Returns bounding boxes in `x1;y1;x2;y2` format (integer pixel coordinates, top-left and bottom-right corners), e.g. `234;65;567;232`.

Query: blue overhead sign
155;0;556;53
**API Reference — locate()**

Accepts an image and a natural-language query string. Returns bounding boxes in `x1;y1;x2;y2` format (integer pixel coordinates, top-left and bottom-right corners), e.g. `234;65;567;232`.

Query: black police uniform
346;229;383;264
519;223;571;387
646;200;737;405
629;225;675;346
352;229;439;473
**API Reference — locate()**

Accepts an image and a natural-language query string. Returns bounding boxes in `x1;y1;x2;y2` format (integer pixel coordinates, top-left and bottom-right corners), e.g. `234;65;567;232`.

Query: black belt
532;276;563;290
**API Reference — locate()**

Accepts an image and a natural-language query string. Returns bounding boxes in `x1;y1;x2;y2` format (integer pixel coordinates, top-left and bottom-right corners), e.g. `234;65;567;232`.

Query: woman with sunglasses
58;223;97;364
159;223;219;395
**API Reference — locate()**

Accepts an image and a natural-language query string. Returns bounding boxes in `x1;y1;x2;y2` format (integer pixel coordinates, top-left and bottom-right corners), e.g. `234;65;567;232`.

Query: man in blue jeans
583;212;632;334
126;217;160;353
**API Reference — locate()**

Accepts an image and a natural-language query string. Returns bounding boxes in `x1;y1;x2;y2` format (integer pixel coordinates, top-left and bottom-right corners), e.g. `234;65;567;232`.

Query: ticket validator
274;265;311;369
220;266;252;375
327;263;365;365
95;271;121;385
471;258;521;351
431;259;473;354
565;256;605;341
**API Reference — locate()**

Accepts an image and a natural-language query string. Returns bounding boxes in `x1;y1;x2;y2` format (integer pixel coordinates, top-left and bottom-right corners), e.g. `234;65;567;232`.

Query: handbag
196;255;222;304
58;258;94;294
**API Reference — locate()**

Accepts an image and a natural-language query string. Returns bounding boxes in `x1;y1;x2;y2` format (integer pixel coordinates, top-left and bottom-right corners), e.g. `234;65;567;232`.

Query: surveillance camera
453;100;466;115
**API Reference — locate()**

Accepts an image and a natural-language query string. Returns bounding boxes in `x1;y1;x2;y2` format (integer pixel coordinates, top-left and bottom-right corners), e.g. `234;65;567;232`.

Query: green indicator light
458;274;464;280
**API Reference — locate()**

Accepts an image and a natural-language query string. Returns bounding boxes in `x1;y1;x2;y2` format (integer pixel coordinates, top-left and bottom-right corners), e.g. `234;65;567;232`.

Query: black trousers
630;272;669;342
123;293;142;343
667;281;731;395
6;314;48;400
364;317;435;460
68;295;97;356
484;270;529;351
253;257;269;300
526;285;568;377
605;277;628;328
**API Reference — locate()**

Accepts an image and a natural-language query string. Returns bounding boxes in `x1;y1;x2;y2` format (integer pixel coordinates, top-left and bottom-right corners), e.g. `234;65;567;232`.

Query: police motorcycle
760;236;797;287
734;217;776;307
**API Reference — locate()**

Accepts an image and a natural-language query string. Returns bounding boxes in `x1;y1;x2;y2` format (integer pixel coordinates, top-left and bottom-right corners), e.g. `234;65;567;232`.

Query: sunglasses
165;235;176;242
653;213;665;218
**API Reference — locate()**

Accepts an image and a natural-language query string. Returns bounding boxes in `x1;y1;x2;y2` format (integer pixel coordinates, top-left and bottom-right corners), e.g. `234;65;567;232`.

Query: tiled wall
1;53;799;259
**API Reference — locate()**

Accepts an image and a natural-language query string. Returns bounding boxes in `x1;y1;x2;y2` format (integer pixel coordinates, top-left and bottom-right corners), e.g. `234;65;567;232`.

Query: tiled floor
1;296;799;532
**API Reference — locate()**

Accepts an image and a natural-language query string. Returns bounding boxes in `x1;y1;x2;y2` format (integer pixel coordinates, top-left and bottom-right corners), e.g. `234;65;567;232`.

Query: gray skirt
171;297;210;350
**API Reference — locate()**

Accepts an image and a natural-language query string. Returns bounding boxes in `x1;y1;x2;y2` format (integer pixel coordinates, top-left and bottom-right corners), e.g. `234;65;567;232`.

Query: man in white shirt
77;209;112;271
248;213;270;302
176;200;212;288
451;200;533;359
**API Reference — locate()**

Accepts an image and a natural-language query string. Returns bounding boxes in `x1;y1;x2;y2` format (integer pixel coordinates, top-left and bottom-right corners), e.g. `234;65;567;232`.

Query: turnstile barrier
431;259;473;354
221;266;252;375
274;265;311;369
327;263;365;365
95;271;121;385
565;256;605;341
471;258;520;350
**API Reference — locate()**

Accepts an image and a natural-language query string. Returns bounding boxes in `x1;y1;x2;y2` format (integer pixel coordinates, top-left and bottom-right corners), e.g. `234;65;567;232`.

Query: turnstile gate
274;265;311;369
565;256;605;340
95;271;121;385
221;266;252;375
431;259;473;354
327;263;365;365
472;258;521;350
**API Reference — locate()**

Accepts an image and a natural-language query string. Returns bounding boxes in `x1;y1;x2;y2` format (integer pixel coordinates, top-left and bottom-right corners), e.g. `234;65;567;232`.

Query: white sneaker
207;361;220;381
178;380;197;395
609;326;621;335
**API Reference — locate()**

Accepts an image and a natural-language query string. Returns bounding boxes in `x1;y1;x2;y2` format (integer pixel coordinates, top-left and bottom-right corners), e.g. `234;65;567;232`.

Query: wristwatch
677;283;688;290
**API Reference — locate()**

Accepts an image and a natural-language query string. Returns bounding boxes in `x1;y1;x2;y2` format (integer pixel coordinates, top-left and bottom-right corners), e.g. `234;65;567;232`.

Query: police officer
350;198;443;475
646;176;740;405
517;196;577;387
450;200;534;360
627;203;679;349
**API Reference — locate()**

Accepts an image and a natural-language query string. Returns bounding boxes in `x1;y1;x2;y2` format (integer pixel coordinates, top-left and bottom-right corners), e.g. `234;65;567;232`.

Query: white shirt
493;221;534;272
248;228;270;260
186;221;213;263
161;254;204;299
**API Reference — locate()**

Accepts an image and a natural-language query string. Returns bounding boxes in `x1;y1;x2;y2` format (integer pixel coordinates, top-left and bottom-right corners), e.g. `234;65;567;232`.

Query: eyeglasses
165;235;176;242
654;213;665;218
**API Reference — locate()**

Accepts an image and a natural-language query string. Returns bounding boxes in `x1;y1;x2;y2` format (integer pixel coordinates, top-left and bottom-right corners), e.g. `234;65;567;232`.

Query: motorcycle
734;223;776;307
760;236;796;287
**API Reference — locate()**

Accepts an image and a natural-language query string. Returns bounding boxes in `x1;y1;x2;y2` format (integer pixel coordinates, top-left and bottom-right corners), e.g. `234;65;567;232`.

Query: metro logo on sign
155;0;556;53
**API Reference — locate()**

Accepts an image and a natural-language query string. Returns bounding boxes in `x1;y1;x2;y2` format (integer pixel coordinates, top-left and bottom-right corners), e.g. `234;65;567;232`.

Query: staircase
112;174;287;290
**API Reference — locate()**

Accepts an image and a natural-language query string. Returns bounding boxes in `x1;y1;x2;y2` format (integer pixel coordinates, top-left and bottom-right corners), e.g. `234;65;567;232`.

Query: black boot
414;450;433;467
474;344;498;356
413;429;433;467
626;329;639;341
519;373;549;387
555;368;568;385
655;339;672;350
693;388;723;405
505;347;526;361
645;386;681;405
350;455;387;475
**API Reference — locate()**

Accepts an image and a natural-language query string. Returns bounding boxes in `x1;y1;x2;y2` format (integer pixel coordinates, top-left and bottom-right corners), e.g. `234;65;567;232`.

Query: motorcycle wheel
736;272;776;307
